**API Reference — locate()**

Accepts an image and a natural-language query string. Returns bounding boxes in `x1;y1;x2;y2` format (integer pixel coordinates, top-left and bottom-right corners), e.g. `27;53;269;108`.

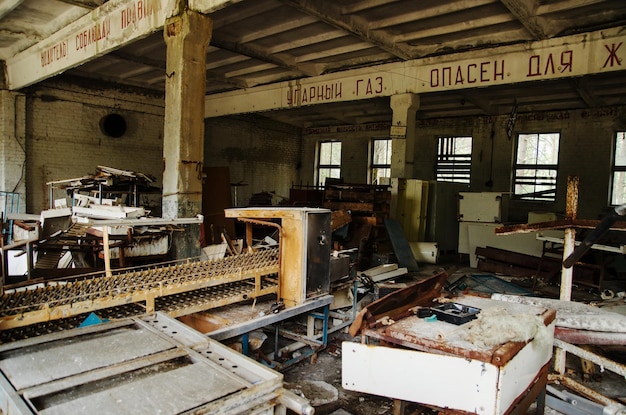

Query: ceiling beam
498;0;550;39
55;0;106;9
368;0;494;30
568;78;605;108
4;0;242;90
459;91;496;115
236;15;317;44
340;0;402;15
394;13;512;43
0;0;22;20
280;0;414;60
112;49;250;88
205;26;626;117
211;36;324;76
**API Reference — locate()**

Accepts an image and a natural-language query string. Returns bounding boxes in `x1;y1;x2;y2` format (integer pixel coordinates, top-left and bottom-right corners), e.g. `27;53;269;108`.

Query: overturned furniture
0;312;313;415
344;272;556;415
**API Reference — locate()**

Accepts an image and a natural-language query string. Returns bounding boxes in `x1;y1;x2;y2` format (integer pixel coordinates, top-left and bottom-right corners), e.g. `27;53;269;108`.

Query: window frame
435;135;472;184
317;140;342;187
610;131;626;206
370;137;392;184
512;132;560;202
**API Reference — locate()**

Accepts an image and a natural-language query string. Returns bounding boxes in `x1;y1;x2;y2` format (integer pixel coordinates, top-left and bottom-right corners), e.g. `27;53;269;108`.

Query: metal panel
0;313;287;415
342;341;500;414
345;296;556;415
306;210;331;298
0;327;174;390
39;364;245;415
458;192;504;222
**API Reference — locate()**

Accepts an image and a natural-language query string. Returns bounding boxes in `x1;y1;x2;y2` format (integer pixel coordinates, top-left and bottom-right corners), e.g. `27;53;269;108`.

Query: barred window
370;138;391;184
436;136;472;184
318;141;342;186
513;132;560;202
611;132;626;205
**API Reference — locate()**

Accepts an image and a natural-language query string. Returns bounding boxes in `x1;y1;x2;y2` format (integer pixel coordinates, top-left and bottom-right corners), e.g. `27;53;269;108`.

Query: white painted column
0;90;26;212
390;93;420;179
162;9;212;259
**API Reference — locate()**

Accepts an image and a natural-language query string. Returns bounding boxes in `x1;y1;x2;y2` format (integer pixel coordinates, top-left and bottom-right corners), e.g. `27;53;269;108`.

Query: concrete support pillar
390;93;420;179
0;90;26;212
162;9;212;259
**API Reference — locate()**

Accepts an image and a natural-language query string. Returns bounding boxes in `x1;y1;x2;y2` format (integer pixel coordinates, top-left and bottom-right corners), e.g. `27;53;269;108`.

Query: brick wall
0;90;26;213
204;114;302;207
24;80;165;213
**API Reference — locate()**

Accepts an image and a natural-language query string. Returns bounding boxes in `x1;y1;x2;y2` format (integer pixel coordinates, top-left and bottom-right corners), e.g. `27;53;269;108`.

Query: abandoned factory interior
1;0;626;414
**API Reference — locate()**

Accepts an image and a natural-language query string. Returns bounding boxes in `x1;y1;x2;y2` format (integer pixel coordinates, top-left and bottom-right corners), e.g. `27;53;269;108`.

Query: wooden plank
384;218;419;272
349;271;447;336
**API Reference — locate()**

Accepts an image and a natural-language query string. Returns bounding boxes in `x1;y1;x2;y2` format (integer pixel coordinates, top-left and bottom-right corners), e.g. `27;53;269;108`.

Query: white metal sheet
496;321;555;411
458;192;503;222
38;363;244;415
0;327;174;390
342;342;499;414
0;314;289;415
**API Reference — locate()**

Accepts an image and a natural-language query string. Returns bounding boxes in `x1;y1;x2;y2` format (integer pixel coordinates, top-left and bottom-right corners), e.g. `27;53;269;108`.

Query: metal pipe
550;373;626;410
563;204;626;268
553;339;626;377
278;389;315;415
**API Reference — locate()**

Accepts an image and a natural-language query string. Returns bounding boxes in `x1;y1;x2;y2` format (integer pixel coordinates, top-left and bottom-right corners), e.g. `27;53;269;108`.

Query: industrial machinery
0;207;332;332
224;207;332;308
0;207;336;412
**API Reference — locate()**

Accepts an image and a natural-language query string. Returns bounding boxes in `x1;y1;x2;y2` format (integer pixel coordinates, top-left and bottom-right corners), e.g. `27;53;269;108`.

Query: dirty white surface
492;294;626;332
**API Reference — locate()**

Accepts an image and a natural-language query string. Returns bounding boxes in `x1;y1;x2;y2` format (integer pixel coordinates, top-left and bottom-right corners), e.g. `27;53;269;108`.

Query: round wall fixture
100;113;127;138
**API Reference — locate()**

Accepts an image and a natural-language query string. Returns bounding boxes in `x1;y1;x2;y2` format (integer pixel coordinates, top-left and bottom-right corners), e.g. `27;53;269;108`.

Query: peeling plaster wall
23;79;165;214
204;114;302;207
0;90;26;212
300;123;391;186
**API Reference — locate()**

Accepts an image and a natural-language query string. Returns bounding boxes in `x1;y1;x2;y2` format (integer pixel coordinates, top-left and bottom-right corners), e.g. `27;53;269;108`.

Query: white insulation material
492;294;626;333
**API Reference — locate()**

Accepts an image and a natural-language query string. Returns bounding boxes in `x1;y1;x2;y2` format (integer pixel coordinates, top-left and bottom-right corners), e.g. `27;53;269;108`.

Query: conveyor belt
0;247;280;331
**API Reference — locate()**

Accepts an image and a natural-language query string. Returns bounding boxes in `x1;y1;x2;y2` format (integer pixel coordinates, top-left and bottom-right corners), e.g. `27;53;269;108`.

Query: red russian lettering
527;55;541;77
494;60;504;80
603;42;622;68
455;67;464;84
544;53;555;75
430;69;439;87
442;67;452;86
467;64;477;83
374;76;383;93
561;50;573;72
480;62;489;82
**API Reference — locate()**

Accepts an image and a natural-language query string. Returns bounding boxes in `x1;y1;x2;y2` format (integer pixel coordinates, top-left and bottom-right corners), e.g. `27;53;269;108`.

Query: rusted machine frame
0;248;280;330
235;216;283;303
224;207;332;308
495;175;626;408
345;283;556;415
